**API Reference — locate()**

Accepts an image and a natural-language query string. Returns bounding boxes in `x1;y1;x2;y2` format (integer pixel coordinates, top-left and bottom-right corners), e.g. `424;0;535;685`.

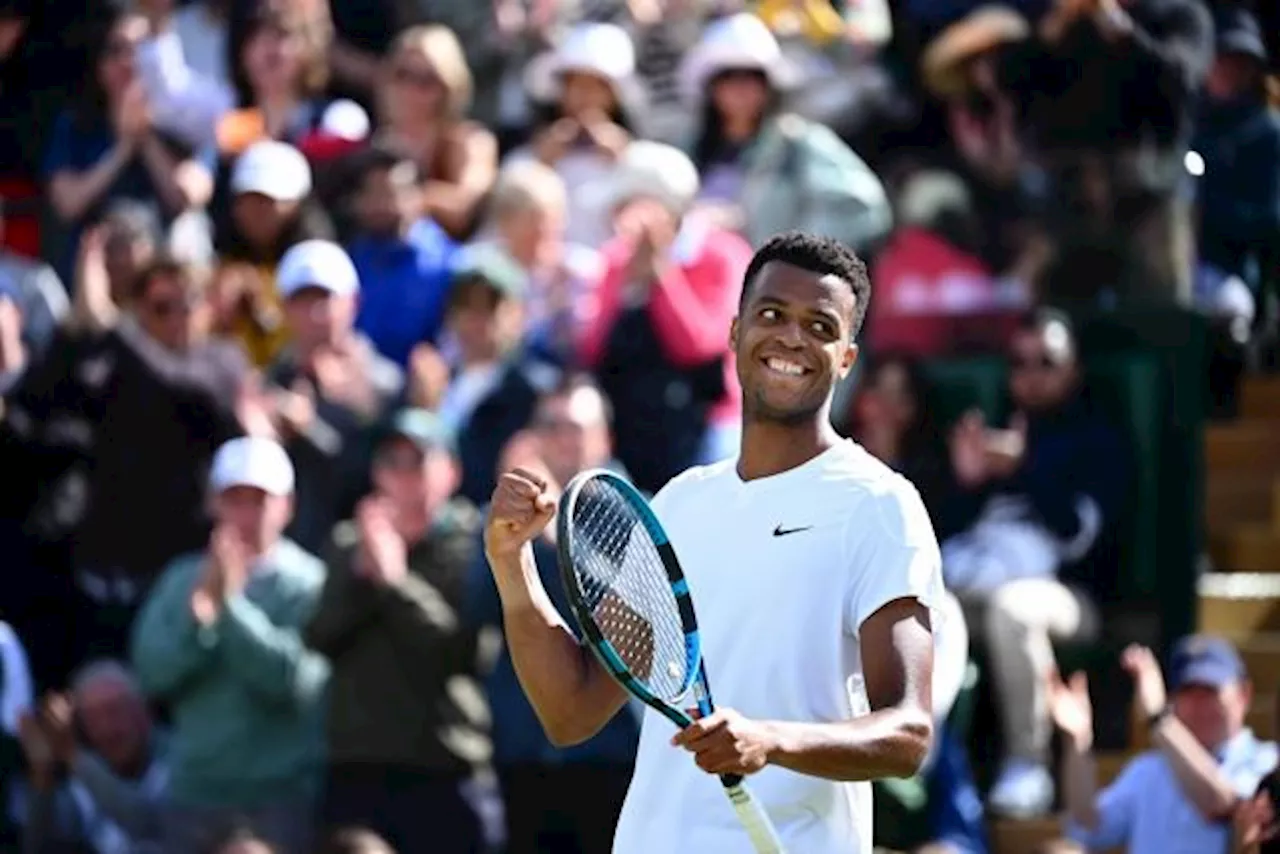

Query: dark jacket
1002;0;1213;158
3;320;246;589
306;500;490;774
937;396;1129;600
266;336;403;555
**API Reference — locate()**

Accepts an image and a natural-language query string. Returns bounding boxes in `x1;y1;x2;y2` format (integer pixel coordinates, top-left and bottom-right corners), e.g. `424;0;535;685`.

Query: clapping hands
191;524;249;626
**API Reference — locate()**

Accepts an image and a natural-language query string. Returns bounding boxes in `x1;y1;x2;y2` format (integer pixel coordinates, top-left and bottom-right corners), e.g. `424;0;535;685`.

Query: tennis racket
556;468;787;854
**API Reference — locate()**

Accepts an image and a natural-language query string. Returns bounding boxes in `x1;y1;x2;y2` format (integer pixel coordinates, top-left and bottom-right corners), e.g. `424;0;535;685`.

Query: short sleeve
843;477;944;635
1065;756;1143;850
0;623;33;736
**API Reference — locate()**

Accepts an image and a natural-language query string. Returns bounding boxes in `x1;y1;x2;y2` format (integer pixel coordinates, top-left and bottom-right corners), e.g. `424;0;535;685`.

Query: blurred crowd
0;0;1277;851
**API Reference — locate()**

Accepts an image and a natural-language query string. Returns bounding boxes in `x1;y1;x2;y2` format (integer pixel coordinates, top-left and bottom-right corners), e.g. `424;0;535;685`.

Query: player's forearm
491;544;626;746
765;708;932;781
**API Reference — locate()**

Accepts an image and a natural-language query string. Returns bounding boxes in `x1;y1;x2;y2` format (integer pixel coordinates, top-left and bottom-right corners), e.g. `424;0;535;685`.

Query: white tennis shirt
611;440;945;854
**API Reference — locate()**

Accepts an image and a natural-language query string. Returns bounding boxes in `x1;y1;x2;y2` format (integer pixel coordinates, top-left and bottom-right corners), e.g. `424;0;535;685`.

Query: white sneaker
987;759;1055;818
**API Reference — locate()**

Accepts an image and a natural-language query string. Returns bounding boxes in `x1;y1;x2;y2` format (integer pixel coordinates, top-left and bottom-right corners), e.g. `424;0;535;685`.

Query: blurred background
0;0;1276;851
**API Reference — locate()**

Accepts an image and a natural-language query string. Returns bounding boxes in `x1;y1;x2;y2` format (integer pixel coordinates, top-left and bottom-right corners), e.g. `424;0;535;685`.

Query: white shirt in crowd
612;440;945;854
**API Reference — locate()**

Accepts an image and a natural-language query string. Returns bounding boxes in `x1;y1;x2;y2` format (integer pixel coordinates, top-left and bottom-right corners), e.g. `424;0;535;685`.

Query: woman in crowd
579;141;750;492
373;25;498;241
44;0;213;280
511;22;639;249
680;12;892;255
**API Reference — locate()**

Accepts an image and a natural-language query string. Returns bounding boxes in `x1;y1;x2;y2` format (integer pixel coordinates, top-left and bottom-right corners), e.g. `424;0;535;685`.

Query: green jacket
306;500;490;775
130;539;329;808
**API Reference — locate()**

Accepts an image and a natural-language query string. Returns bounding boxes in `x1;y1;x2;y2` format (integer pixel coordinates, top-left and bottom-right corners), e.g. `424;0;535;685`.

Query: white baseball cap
209;436;295;496
230;140;312;202
276;239;360;299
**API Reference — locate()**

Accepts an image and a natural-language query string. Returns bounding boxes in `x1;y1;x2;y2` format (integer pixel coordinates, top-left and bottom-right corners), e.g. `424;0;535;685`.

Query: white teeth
766;357;804;376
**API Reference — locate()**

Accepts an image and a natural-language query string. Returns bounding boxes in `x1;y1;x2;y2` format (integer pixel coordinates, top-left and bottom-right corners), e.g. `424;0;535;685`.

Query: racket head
556;469;701;727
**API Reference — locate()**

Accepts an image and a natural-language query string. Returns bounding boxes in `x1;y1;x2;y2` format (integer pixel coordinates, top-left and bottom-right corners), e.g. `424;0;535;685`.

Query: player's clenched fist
484;468;557;561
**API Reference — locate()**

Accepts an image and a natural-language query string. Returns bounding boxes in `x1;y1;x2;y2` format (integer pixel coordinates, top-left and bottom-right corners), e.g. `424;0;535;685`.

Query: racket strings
569;481;691;702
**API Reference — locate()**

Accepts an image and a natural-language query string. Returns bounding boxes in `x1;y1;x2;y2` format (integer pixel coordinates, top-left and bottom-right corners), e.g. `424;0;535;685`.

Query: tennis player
485;231;944;852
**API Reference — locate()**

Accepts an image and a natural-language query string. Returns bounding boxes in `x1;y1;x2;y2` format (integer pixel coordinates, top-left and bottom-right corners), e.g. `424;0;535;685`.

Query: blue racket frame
557;470;724;732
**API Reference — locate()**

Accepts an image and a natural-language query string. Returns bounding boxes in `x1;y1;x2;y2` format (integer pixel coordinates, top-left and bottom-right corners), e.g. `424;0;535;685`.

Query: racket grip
721;773;744;787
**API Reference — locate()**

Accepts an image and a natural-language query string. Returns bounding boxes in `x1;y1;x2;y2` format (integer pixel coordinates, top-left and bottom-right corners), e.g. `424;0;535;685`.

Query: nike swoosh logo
773;525;813;537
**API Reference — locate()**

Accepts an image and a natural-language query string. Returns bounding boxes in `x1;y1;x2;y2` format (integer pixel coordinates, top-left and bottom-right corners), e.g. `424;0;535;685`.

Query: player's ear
729;317;739;351
839;343;859;378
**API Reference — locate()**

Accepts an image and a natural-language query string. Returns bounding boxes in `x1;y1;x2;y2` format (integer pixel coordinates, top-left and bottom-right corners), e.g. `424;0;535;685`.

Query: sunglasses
103;39;137;60
376;447;426;470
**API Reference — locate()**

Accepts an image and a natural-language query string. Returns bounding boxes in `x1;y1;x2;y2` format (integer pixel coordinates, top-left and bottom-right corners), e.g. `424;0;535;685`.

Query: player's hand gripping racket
556;469;787;854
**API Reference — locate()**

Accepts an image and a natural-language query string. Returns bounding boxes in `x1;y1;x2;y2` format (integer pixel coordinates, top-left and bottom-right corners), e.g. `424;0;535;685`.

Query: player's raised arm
484;468;630;746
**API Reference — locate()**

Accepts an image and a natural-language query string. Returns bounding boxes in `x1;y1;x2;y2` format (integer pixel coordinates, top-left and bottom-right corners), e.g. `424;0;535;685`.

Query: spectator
471;160;602;366
868;170;1029;359
347;146;457;367
1235;692;1280;854
17;660;168;853
372;25;499;241
131;436;328;854
308;409;493;853
469;382;640;854
1001;0;1214;302
1191;6;1280;295
1052;637;1279;853
8;258;249;673
845;353;951;515
217;140;334;367
43;0;214;281
513;22;637;249
680;13;893;254
939;309;1128;817
265;239;403;555
438;244;560;505
71;202;162;334
216;1;364;159
580;141;750;490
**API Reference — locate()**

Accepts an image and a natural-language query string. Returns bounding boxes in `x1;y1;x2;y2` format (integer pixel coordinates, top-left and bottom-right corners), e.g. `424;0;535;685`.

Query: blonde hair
489;160;568;223
387;25;473;120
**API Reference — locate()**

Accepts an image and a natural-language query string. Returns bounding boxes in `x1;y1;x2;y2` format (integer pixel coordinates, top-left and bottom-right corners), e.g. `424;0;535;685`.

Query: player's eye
759;307;780;321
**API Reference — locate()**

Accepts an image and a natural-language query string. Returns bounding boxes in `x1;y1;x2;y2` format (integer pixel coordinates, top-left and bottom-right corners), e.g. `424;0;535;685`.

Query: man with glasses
937;308;1129;819
2;257;249;681
306;408;495;854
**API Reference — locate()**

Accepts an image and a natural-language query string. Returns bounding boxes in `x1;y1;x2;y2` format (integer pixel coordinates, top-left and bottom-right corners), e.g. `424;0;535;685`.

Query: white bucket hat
679;13;797;104
524;22;638;105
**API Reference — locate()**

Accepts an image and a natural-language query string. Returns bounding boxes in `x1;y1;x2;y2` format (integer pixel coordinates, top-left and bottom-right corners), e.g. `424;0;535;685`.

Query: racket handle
721;776;786;854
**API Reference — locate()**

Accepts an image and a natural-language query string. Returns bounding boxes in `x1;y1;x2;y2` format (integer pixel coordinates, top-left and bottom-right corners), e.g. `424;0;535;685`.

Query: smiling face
732;261;859;426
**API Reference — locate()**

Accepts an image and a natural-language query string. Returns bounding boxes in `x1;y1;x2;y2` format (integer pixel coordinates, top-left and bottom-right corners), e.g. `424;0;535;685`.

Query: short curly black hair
739;231;872;340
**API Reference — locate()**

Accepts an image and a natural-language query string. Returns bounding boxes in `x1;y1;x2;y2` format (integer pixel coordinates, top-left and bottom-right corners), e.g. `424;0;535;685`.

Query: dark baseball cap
378;408;456;456
1168;635;1247;691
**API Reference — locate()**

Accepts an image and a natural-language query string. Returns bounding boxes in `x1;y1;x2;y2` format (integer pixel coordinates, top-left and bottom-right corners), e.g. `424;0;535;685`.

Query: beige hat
921;5;1030;99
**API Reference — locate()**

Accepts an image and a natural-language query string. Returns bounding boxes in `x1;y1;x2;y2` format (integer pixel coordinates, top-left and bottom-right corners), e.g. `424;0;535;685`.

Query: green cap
449;243;527;301
379;408;457;455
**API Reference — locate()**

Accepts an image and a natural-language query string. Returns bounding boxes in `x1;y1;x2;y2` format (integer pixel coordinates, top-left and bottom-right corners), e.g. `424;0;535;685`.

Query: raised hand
949;410;989;487
1047;667;1094;750
355;496;408;586
484;468;557;562
1120;644;1167;719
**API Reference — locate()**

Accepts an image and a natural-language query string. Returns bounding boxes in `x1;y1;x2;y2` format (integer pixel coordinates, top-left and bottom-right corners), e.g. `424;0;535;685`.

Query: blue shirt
43;111;216;282
467;533;640;767
1066;728;1279;854
348;219;456;367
